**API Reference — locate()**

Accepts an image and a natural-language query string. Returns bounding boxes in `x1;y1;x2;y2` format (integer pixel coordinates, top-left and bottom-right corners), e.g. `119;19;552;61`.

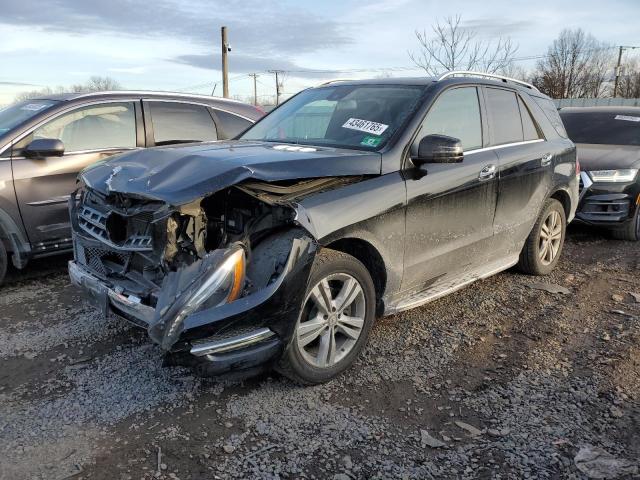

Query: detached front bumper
69;236;316;375
576;172;640;228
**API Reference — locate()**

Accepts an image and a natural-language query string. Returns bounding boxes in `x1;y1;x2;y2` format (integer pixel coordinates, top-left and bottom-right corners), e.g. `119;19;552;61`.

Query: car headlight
589;169;638;183
160;246;246;348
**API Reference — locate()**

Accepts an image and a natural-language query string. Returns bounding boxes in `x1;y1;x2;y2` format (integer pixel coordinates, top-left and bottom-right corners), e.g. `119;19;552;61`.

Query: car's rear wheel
0;240;7;287
611;208;640;241
517;198;566;275
277;249;376;385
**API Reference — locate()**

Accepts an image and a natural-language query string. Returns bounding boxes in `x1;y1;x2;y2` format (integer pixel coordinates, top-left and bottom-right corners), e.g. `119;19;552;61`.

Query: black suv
560;107;640;240
0;92;263;284
69;73;578;384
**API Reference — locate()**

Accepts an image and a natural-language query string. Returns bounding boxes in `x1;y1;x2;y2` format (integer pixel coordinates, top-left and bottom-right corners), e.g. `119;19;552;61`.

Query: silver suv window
32;102;136;152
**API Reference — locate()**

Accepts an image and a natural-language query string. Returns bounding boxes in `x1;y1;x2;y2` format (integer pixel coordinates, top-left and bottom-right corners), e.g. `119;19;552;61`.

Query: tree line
409;16;639;99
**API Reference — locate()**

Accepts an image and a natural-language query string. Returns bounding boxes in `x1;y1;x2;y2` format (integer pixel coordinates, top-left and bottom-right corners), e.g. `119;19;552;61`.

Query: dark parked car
0;91;263;284
68;73;578;384
560;107;640;240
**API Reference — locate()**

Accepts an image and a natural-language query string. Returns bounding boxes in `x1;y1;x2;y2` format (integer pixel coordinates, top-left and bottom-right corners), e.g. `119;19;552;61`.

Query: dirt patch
1;231;639;479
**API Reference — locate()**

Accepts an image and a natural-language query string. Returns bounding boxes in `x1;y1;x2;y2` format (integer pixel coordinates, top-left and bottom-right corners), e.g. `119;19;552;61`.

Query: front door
402;86;499;292
11;101;140;250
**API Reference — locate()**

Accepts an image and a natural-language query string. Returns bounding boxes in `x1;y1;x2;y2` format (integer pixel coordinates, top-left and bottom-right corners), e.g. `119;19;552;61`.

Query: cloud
0;81;39;86
0;0;352;56
172;53;348;80
461;18;534;36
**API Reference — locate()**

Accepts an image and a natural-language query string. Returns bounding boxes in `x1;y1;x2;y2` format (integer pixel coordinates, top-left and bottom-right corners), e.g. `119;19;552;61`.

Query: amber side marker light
227;251;246;303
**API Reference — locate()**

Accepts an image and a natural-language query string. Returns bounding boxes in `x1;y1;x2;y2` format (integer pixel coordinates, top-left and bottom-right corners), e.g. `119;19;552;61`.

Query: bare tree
498;63;530;82
14;76;122;102
616;56;640;98
531;29;614;99
409;15;518;75
71;76;122;93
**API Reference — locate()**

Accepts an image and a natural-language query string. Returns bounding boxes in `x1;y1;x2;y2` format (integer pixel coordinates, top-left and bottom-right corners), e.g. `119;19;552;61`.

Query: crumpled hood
81;140;381;205
576;143;640;171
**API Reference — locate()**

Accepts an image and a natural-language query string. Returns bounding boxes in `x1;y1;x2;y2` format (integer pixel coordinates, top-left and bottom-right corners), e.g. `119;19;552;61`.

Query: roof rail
437;71;539;91
316;78;357;87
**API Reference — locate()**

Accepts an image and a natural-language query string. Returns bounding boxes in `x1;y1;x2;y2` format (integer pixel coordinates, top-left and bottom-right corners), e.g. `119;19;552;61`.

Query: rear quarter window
531;96;568;138
214;109;252;138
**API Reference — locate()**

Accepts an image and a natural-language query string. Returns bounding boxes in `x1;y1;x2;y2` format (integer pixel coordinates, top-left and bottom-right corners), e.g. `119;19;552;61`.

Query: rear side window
214;109;252;138
148;102;217;145
518;97;543;141
415;86;483;151
531;96;568;138
486;88;523;145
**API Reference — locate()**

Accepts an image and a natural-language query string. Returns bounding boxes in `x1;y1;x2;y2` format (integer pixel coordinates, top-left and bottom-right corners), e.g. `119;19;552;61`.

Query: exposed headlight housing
157;246;246;348
589;169;638;183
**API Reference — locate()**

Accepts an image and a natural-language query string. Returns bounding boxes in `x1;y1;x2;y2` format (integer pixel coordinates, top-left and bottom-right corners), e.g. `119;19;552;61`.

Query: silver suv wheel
296;272;366;368
539;210;563;266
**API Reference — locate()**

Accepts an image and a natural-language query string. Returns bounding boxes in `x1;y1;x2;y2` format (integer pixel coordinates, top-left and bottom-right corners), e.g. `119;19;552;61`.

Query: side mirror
24;138;65;158
412;134;463;167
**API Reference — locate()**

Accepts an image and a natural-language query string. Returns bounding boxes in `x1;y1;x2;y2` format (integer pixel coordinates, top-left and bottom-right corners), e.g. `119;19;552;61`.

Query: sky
0;0;639;105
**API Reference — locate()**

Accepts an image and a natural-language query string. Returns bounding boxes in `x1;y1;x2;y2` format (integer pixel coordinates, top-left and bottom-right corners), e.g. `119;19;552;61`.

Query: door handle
478;164;496;181
541;153;553;166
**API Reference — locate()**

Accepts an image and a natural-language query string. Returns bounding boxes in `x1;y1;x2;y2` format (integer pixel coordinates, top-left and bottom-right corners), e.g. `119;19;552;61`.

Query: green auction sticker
361;135;382;147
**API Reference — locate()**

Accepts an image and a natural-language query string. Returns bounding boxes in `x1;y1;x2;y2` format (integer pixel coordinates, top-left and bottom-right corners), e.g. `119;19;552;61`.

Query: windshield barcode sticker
615;115;640;123
342;118;389;136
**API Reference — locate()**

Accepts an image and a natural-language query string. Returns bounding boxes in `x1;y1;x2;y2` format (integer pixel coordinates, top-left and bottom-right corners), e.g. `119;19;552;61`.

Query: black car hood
81;141;382;204
576;143;640;171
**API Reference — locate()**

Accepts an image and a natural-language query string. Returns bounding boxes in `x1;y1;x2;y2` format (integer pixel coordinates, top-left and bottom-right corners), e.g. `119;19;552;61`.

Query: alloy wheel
296;273;366;368
539;210;563;265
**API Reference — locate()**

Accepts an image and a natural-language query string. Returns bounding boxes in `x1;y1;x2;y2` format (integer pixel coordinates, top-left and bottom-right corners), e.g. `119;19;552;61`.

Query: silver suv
0;91;263;284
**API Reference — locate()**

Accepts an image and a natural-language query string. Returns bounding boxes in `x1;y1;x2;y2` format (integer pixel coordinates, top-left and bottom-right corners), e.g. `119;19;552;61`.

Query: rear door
402;86;499;292
143;101;218;146
484;87;551;256
11;100;141;250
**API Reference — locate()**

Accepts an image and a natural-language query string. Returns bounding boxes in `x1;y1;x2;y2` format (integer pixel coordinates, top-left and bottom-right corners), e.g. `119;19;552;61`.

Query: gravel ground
1;226;639;479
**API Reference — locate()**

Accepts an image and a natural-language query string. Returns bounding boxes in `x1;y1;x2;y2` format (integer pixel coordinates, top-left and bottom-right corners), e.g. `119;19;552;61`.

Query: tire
610;208;640;241
517;198;566;275
277;248;376;385
0;240;7;287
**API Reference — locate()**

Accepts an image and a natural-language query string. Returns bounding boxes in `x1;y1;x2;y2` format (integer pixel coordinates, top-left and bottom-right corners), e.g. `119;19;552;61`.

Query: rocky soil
1;226;639;479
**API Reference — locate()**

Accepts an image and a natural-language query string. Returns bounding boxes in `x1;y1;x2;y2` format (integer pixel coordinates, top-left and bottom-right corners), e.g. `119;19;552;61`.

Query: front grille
81;246;131;276
78;205;153;251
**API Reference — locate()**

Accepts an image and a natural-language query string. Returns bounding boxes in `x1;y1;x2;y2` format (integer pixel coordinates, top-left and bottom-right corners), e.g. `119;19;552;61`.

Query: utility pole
248;73;259;106
221;26;230;98
614;46;624;98
614;45;639;98
268;70;284;105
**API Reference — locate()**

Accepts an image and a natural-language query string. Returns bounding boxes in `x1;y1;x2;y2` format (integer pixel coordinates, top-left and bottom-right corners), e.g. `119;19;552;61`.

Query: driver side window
414;87;483;152
28;102;136;153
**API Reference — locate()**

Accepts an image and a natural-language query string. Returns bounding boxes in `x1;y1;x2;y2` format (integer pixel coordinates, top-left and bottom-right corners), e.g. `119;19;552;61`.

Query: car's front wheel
277;249;376;385
518;198;567;275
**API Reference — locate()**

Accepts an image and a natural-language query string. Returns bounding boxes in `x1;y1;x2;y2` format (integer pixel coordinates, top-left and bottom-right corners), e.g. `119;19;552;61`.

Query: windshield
241;84;424;150
560;110;640;146
0;100;59;136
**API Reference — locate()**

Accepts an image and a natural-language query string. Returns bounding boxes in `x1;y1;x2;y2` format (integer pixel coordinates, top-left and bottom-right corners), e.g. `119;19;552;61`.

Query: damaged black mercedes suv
69;73;578;384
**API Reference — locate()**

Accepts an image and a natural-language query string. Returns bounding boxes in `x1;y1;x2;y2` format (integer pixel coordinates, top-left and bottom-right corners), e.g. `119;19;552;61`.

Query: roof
314;73;544;95
316;77;437;87
33;90;246;104
29;90;263;120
